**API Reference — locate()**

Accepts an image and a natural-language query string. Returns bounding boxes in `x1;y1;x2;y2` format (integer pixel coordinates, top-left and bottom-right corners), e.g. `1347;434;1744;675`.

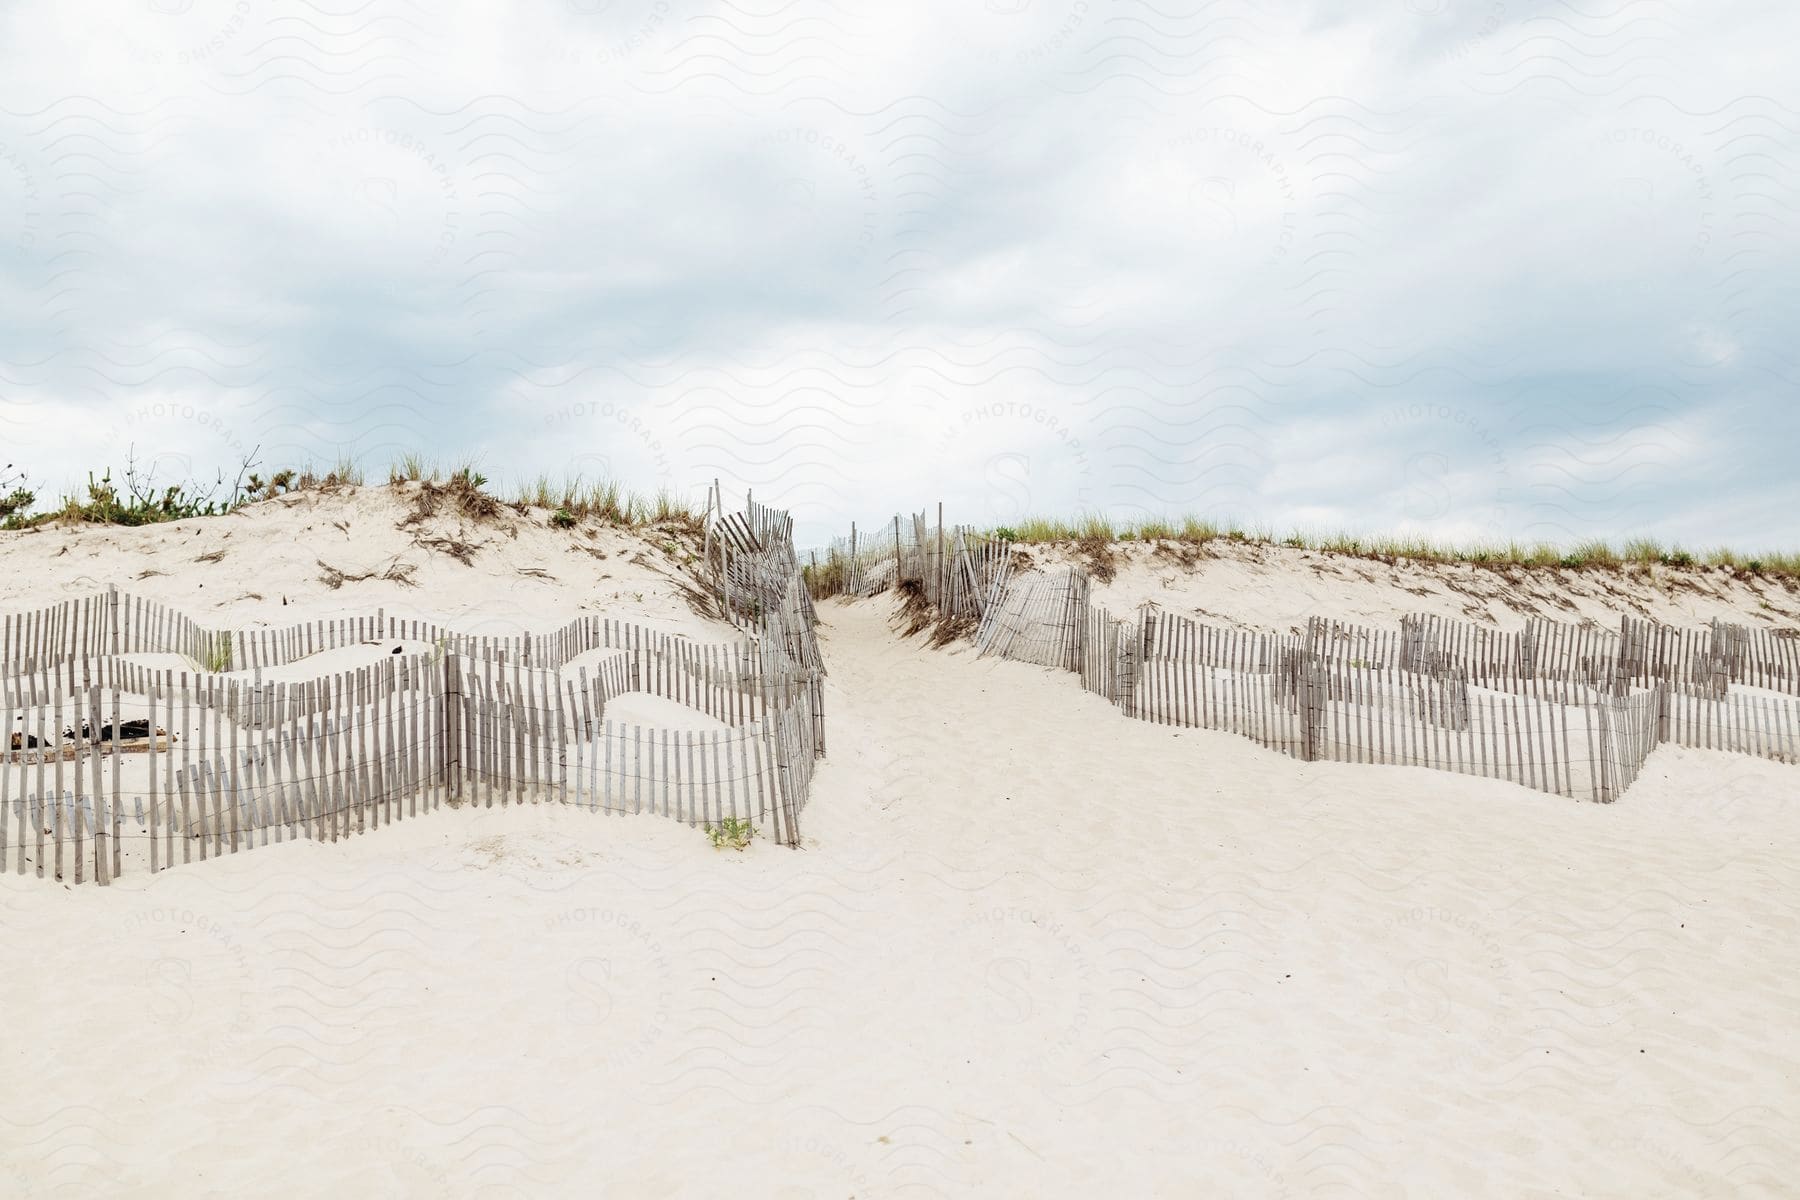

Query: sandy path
2;599;1797;1197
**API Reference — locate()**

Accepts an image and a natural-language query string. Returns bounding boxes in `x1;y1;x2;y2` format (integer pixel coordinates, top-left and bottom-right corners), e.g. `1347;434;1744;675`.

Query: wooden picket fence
816;506;1798;805
804;507;1013;623
1;498;826;886
972;566;1797;803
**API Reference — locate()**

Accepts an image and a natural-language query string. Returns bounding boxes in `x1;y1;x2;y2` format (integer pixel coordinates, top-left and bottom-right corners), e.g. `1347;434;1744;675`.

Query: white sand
0;484;720;642
219;640;437;682
3;510;1798;1195
560;647;633;675
120;652;199;674
598;692;733;732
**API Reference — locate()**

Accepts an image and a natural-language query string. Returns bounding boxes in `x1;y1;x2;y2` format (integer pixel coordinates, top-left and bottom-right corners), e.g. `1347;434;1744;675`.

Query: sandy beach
6;0;1799;1189
2;494;1796;1196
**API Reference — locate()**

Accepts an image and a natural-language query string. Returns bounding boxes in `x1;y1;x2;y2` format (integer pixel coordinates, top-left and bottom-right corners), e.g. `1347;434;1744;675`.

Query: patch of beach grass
973;514;1798;581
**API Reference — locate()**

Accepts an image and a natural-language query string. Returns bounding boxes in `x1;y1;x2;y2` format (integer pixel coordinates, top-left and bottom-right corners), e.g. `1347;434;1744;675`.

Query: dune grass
0;451;696;533
504;473;696;527
10;453;1793;578
982;516;1800;579
384;461;697;529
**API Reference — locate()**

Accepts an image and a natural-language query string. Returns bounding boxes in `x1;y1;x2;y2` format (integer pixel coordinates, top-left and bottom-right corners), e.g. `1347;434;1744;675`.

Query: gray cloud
0;0;1795;551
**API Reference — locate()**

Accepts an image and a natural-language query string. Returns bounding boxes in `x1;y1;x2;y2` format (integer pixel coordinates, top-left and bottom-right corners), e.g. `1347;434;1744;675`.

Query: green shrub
241;469;298;501
0;463;34;528
61;468;232;526
0;488;33;528
705;817;754;851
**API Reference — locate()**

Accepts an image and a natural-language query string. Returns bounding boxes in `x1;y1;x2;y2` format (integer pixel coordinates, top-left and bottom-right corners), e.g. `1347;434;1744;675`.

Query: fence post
443;652;461;800
90;683;108;885
936;501;945;606
1302;659;1320;763
1709;619;1732;699
1117;620;1138;718
1066;571;1087;675
1594;691;1614;803
708;479;720;587
721;542;733;622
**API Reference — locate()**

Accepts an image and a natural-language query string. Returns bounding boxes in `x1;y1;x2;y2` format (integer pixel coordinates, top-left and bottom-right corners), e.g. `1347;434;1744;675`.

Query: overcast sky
1;0;1795;550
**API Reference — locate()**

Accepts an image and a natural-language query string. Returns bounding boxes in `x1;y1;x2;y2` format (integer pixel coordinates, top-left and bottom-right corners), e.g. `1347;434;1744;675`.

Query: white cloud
0;0;1795;549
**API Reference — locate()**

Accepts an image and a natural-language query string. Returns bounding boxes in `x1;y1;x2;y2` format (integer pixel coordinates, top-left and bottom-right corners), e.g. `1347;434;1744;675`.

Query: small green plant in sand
243;469;298;500
200;636;234;673
705;817;754;851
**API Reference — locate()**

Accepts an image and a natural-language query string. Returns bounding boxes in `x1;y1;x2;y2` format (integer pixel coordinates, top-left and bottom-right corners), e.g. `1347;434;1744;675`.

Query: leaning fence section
1;496;826;887
973;568;1086;670
803;507;1014;623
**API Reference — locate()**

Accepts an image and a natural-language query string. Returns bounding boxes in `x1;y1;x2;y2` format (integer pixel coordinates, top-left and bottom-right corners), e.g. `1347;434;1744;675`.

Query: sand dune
2;501;1797;1196
0;484;720;642
1025;539;1800;634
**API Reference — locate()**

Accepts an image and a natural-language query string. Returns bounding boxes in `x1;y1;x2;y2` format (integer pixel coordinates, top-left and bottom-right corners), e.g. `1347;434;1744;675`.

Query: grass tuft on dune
0;452;700;537
981;515;1800;581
